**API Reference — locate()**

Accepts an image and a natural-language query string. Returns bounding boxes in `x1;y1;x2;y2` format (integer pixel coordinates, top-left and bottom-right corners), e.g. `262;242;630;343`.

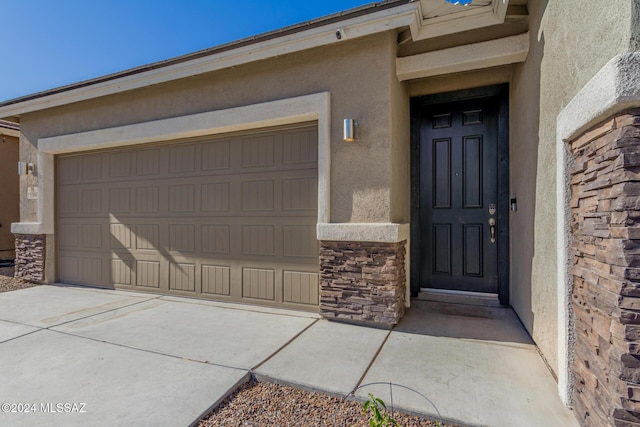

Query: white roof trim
410;0;509;40
0;127;19;138
0;1;512;118
0;4;415;118
396;32;529;81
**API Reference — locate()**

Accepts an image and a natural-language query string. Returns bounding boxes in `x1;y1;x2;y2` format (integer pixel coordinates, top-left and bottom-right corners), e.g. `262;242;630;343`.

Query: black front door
411;86;508;298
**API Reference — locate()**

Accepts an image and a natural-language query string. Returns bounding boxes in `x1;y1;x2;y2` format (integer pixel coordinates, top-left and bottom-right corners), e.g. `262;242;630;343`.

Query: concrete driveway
0;285;579;426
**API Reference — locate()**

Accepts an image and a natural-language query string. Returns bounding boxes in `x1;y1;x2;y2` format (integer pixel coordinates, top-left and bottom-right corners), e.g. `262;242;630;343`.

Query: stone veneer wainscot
570;109;640;426
14;234;46;282
319;240;406;326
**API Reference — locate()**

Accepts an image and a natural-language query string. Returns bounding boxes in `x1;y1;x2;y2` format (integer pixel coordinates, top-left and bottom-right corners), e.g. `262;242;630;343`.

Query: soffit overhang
412;0;508;39
0;0;514;120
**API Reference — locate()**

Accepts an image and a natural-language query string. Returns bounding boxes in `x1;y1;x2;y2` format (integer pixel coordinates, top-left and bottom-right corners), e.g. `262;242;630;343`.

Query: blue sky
0;0;373;102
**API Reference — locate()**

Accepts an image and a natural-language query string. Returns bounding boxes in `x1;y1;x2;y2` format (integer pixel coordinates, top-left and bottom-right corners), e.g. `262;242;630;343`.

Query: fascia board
0;4;416;119
0;127;19;138
410;0;509;41
0;0;512;118
396;32;529;81
494;0;509;22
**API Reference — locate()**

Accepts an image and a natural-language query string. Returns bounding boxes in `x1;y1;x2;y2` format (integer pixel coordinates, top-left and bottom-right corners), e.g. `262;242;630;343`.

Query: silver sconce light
343;118;357;142
18;162;35;175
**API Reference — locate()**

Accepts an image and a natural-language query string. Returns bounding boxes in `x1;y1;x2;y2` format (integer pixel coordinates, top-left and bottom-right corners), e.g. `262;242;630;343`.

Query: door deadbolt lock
489;218;496;243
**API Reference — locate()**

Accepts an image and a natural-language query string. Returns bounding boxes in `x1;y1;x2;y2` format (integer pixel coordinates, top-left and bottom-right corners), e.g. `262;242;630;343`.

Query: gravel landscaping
199;380;457;427
0;266;39;293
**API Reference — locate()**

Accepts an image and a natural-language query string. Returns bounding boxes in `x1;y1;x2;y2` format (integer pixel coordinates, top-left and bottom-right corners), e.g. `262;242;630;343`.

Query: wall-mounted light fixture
343;118;357;142
18;162;35;175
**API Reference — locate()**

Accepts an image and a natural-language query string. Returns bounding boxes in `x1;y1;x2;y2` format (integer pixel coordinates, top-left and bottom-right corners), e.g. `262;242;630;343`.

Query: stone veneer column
570;109;640;426
319;240;406;326
14;234;46;282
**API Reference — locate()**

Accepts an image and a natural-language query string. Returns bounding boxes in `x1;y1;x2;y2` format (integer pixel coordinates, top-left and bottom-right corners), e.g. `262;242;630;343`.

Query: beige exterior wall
632;0;640;52
19;32;399;227
390;47;411;224
404;0;635;377
0;134;19;258
13;0;637;384
509;0;634;375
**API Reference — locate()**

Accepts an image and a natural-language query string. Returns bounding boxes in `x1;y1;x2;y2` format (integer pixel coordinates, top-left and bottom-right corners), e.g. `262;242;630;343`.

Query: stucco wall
0;134;19;258
390;45;410;224
19;32;399;226
404;0;635;378
632;0;640;52
509;0;635;375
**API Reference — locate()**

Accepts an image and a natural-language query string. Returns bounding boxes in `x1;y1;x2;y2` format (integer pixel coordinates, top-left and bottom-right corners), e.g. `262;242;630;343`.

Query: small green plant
362;393;398;427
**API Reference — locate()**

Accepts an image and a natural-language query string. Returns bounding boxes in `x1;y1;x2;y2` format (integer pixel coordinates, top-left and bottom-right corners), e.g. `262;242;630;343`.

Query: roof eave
0;0;414;119
0;0;513;120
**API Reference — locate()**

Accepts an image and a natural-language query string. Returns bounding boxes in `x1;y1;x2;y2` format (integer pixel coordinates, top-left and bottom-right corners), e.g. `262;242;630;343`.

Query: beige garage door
56;124;320;310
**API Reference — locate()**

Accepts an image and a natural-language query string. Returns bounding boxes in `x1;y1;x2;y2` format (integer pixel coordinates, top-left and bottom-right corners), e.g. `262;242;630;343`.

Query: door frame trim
410;84;510;305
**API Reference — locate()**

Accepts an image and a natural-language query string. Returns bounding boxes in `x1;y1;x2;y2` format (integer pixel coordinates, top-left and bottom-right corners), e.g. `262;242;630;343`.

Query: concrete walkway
0;285;578;426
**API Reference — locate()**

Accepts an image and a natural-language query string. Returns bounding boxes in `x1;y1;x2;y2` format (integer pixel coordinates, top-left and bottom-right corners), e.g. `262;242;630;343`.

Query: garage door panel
81;257;104;285
109;151;133;178
169;262;196;292
81;223;103;249
201;140;231;171
201;182;231;212
135;224;161;251
282;177;318;211
242;134;276;168
59;255;81;282
135;186;160;213
110;224;132;250
136;260;161;289
58;157;81;184
59;190;80;215
109;188;132;213
283;271;319;306
201;224;231;254
99;173;317;218
57;251;110;287
59;223;81;249
81;155;103;180
283;225;318;258
241;180;275;211
202;265;231;296
242;267;276;301
57;124;319;310
111;259;133;286
169;144;197;174
168;184;196;213
242;225;275;256
283;129;318;165
79;189;102;214
169;224;196;253
136;148;162;177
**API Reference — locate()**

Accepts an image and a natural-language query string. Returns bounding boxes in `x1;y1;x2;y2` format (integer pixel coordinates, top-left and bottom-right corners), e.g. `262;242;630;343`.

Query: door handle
489;218;496;243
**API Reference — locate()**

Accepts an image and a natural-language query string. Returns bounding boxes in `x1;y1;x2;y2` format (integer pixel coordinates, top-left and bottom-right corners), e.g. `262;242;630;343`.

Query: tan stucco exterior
5;0;640;408
397;0;637;380
19;32;401;227
0;133;19;258
509;0;635;376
